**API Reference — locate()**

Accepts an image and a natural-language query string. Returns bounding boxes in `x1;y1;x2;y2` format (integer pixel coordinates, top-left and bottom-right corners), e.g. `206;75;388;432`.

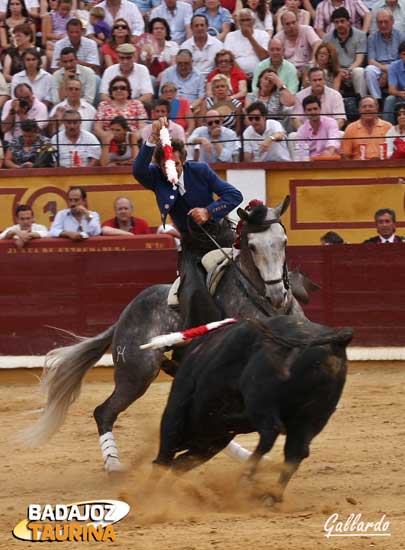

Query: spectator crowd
0;0;404;164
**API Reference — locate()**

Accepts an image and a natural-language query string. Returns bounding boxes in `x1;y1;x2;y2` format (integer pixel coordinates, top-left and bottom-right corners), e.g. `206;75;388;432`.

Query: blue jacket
133;143;243;232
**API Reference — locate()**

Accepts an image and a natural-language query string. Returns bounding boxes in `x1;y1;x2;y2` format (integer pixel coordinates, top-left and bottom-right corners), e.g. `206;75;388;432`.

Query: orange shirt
341;118;392;160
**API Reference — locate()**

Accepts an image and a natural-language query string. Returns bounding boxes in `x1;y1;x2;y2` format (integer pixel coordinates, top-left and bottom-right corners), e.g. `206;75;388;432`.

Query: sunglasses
114;24;128;29
207;119;221;126
112;85;128;91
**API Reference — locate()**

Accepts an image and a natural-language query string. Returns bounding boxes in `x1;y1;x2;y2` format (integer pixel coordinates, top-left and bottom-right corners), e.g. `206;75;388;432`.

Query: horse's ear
237;207;249;222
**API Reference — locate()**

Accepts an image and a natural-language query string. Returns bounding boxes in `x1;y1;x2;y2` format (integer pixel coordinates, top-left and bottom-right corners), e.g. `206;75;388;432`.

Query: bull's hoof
261;493;282;508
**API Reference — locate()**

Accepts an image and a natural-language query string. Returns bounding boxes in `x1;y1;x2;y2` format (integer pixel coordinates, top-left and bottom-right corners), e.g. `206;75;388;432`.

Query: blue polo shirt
368;29;405;63
388;58;405;90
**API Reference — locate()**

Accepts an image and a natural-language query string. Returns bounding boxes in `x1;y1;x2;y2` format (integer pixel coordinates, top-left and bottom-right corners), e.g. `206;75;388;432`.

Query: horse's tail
24;323;116;446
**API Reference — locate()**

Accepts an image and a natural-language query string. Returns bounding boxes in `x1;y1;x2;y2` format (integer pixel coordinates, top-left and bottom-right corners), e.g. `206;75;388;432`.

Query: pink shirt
142;120;185;142
294;85;347;123
274;25;321;69
296;116;341;156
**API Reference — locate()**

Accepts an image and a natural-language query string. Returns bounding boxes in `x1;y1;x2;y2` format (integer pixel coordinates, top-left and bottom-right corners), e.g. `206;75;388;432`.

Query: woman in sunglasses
94;75;146;144
207;49;248;102
101;18;132;67
245;68;294;124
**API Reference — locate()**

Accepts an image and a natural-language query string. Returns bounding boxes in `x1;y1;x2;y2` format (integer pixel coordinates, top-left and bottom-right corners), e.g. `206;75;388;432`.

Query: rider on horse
133;117;243;329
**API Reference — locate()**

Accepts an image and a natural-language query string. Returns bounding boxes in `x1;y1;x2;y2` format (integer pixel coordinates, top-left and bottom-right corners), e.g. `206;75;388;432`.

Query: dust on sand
1;362;405;549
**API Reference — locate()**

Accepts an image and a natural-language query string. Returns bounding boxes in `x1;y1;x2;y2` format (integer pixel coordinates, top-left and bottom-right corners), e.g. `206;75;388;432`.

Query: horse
26;196;308;472
153;316;353;504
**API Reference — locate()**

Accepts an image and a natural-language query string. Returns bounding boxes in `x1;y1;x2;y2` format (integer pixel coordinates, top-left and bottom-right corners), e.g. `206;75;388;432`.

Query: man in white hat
99;43;154;102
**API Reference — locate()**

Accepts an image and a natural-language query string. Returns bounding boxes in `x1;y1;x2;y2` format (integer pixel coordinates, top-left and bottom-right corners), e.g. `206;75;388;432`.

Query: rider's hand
188;207;210;225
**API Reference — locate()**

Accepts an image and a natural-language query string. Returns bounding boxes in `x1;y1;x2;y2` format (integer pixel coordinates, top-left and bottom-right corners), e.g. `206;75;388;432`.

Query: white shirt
51;36;100;70
100;63;153;98
224;29;269;76
86;0;144;36
50;128;101;167
11;69;53;103
50;99;96;132
0;223;48;239
243;119;291;161
180;35;223;77
50;65;97;104
49;209;101;237
150;1;193;44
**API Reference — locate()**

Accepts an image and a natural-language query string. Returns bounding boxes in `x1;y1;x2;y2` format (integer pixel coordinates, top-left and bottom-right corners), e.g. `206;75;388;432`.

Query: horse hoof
105;459;127;475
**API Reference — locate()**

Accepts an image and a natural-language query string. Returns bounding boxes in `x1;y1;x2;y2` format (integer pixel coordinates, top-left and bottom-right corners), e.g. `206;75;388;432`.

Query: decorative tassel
160;126;178;189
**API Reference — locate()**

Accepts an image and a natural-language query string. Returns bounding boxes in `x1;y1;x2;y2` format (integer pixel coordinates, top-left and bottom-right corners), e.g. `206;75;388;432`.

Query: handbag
33;144;56;168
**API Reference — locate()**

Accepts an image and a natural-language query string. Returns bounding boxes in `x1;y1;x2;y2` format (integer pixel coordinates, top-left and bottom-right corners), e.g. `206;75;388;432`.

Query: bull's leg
170;436;234;474
243;427;280;481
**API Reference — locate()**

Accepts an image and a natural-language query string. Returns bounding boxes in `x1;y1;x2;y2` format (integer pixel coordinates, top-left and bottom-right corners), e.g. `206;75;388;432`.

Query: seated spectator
194;0;232;41
341;95;392;159
292;67;347;130
0;0;38;20
314;0;372;38
246;68;295;124
149;0;193;45
238;0;274;35
1;83;48;145
159;49;205;113
385;41;405;123
252;37;299;94
223;8;268;77
4;119;53;168
95;76;146;144
11;48;53;106
276;0;311;32
365;9;405;102
204;74;243;135
49;186;101;241
160;81;195;136
320;230;345;244
207;50;248;102
385;100;405;157
305;41;342;90
189;109;240;162
363;207;404;242
136;17;179;80
87;6;111;45
100;43;154;103
41;0;73;66
50;109;101;166
243;100;291;161
274;11;322;78
293;95;341;159
49;78;96;135
0;204;48;249
100;115;140;166
0;0;36;51
51;18;100;72
101;196;151;236
49;47;97;105
85;0;145;39
101;18;133;68
142;99;185;142
0;71;11;110
2;23;46;83
370;0;405;34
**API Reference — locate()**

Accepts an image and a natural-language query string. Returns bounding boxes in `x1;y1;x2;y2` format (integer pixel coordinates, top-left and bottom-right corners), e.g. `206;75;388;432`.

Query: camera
19;99;30;111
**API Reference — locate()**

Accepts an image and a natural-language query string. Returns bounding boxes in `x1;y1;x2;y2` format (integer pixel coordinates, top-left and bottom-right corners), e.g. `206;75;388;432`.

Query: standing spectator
204;74;243;134
385;100;405;156
41;0;72;66
1;83;48;144
2;22;45;83
49;186;101;241
51;18;100;72
102;196;151;236
363;207;404;242
137;18;179;80
223;9;268;77
85;0;144;39
243;100;291;161
4;119;53;168
180;14;223;78
101;17;132;68
100;116;140;166
239;0;274;35
314;0;372;37
341;95;392;158
385;40;405;122
100;43;154;102
150;0;193;45
365;9;405;101
50;109;101;166
160;81;195;136
246;67;295;122
49;77;96;134
194;0;232;41
142;98;185;142
189;109;240;162
292;67;347;129
207;50;248;102
274;11;322;77
276;0;311;31
11;48;53;106
324;8;368;97
0;204;47;249
252;37;299;93
95;75;147;142
159;49;205;112
49;47;97;105
0;0;36;50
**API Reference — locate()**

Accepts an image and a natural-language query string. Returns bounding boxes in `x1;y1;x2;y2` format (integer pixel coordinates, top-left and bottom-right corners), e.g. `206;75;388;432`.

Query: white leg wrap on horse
224;440;253;462
99;432;125;472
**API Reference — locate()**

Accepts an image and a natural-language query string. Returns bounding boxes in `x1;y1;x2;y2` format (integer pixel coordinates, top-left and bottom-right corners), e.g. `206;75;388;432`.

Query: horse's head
237;196;290;310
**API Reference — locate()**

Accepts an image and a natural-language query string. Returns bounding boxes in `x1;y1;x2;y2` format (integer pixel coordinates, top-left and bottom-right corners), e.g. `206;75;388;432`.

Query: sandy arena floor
1;362;405;549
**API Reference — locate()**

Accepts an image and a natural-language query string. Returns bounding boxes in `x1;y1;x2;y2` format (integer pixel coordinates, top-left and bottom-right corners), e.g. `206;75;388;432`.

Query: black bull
154;316;353;502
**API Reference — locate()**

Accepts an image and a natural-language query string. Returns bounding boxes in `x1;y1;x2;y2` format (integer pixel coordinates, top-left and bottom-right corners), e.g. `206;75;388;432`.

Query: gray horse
27;196;307;471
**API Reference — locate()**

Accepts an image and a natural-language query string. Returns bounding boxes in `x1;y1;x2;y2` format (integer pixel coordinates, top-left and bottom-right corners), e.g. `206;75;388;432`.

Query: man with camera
1;83;48;145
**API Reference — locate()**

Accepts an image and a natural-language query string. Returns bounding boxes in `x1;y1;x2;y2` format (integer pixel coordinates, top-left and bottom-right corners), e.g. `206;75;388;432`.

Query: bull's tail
23;324;116;446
